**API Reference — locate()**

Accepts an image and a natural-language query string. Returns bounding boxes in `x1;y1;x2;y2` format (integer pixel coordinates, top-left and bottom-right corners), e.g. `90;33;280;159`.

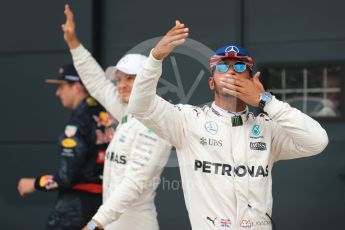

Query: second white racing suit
128;51;329;230
71;45;171;229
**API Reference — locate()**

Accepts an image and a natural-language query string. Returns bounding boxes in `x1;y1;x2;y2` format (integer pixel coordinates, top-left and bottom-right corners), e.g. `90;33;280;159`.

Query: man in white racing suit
62;5;171;230
128;21;329;229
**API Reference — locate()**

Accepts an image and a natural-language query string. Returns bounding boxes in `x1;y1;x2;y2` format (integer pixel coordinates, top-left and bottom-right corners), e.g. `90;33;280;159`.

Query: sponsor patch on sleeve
61;138;77;148
39;175;53;187
96;150;106;164
86;97;98;106
64;125;78;137
146;128;153;135
95;111;112;128
39;175;58;190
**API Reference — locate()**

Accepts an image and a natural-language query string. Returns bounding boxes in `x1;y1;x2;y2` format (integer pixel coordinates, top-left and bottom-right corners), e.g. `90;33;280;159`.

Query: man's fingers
152;20;188;60
167;27;186;36
161;33;188;50
65;4;73;16
62;5;76;34
170;39;186;47
167;21;186;35
222;88;237;96
221;82;249;96
169;27;189;36
222;88;243;98
61;23;73;33
230;75;247;82
221;77;246;88
252;71;261;82
64;4;74;20
221;82;238;91
167;33;189;42
166;36;188;49
253;71;260;78
252;72;264;91
175;20;185;28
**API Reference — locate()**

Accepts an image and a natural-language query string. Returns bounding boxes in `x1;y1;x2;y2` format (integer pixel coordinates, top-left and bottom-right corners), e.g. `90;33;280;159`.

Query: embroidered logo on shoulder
205;121;218;135
94;111;113;128
61;138;77;148
174;104;182;111
193;108;201;117
65;125;77;137
259;113;271;121
251;124;261;137
86;97;98;106
201;104;210;111
146;128;153;135
96;150;106;164
121;115;128;124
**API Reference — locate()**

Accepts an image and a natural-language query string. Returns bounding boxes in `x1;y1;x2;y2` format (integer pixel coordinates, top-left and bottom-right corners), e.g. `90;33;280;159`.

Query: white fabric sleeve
92;130;171;227
128;50;188;149
70;44;126;120
266;97;329;161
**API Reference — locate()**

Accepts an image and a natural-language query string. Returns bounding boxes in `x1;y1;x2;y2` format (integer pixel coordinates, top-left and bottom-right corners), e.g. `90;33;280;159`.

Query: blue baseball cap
209;44;254;69
45;64;81;84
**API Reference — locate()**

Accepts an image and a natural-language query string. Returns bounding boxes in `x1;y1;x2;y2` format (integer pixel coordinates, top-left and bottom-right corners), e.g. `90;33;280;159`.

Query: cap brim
114;66;137;75
114;63;142;76
45;79;68;84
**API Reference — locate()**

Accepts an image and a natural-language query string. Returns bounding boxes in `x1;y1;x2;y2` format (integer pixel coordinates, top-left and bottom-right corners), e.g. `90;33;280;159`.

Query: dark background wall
0;0;344;229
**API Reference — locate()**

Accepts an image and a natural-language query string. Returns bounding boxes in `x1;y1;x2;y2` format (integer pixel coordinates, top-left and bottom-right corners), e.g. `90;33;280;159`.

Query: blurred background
1;0;345;229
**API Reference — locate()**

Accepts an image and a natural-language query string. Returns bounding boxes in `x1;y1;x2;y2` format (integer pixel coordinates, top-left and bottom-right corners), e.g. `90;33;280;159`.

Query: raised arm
128;21;190;148
62;4;125;120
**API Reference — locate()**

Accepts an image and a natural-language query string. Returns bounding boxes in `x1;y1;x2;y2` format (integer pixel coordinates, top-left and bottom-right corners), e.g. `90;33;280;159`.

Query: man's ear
74;82;85;93
208;77;215;91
